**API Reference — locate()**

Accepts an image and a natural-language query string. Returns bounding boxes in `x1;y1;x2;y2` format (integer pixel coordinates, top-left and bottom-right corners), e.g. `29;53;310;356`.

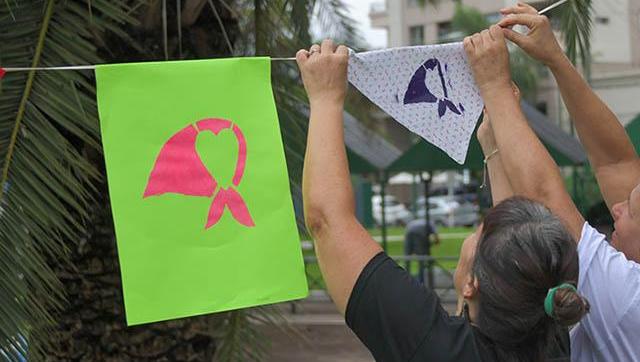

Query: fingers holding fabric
497;13;564;66
500;2;538;15
498;13;539;29
321;39;335;54
472;33;483;50
463;36;474;53
464;29;511;95
309;43;321;56
296;49;310;65
296;39;349;105
336;45;349;56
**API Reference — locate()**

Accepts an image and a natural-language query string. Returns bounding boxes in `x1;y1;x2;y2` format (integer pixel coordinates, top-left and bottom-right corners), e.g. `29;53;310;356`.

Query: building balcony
369;1;389;27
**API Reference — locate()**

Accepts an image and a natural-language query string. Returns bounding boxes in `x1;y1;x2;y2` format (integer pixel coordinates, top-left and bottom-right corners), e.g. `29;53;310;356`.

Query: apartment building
369;0;640;127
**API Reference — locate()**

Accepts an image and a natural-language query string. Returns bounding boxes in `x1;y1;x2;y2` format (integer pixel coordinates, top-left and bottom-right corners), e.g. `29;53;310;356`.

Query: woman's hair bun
552;287;590;326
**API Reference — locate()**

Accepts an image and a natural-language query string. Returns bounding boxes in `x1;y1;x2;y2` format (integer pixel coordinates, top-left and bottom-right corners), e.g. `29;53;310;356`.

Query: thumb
502;28;528;48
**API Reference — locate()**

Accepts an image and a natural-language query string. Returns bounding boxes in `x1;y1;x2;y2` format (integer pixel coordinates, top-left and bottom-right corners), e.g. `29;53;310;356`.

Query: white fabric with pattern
348;43;484;164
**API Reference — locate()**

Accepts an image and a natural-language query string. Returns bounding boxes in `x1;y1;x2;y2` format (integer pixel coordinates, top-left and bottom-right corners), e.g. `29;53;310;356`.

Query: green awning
387;102;586;173
625;114;640;152
344;112;402;174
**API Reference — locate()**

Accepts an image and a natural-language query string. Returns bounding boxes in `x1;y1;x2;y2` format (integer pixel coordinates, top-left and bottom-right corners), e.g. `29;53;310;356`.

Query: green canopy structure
298;109;401;174
625;114;640;152
377;102;588;287
387;101;587;172
291;110;400;229
344;111;402;174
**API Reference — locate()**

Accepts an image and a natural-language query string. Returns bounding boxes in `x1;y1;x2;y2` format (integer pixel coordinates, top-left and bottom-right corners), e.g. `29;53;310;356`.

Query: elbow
304;206;330;238
518;177;563;206
304;202;356;240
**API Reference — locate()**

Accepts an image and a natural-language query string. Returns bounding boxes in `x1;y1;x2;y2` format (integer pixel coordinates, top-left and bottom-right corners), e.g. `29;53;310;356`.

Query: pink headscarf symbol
143;118;255;229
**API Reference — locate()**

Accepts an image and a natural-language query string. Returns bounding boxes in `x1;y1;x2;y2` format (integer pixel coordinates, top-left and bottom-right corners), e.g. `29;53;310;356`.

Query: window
409;25;425;45
437;22;453;41
407;0;421;7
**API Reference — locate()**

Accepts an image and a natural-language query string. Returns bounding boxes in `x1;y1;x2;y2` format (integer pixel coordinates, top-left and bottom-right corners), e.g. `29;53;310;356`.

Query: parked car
453;182;480;204
429;183;480;204
414;196;479;227
372;195;412;226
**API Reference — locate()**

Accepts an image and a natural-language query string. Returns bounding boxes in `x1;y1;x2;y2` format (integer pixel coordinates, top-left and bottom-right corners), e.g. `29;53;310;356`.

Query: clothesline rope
0;0;567;73
1;58;298;72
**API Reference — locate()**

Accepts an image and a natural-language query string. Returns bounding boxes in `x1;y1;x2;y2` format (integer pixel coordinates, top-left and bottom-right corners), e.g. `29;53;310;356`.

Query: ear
462;275;479;299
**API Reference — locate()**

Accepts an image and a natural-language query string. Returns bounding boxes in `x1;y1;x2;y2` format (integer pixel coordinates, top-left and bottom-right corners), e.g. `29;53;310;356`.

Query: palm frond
0;0;137;359
553;0;592;73
311;0;363;47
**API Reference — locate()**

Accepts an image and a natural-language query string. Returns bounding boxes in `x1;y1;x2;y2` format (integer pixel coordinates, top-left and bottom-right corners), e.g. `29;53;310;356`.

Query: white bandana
348;43;484;164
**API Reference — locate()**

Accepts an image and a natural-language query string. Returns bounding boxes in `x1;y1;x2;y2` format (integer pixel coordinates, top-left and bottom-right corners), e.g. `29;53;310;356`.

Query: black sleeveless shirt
345;252;571;362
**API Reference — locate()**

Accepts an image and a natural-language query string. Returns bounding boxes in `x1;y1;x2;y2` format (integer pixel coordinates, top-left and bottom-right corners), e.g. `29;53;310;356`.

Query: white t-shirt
570;222;640;361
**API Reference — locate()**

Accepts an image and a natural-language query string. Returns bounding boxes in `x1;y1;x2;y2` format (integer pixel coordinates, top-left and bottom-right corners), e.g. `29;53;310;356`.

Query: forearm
479;127;514;206
483;88;583;238
302;100;356;232
297;40;382;315
486;154;514;206
549;55;640;208
483;89;561;197
549;54;637;167
302;100;381;314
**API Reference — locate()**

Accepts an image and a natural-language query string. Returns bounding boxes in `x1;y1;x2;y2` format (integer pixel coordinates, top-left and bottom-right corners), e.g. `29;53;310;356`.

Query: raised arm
477;83;522;206
297;40;381;314
464;26;584;240
499;2;640;211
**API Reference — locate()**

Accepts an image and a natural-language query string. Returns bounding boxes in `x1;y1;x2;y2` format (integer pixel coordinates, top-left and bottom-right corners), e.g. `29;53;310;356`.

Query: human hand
463;25;513;95
477;82;521;152
498;2;565;66
296;39;349;106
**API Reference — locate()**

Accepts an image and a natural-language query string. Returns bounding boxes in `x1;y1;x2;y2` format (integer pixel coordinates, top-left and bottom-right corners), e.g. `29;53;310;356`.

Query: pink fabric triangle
143;125;216;198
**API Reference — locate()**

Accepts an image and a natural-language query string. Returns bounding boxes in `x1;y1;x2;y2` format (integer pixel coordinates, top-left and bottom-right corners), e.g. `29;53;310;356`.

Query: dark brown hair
473;197;589;361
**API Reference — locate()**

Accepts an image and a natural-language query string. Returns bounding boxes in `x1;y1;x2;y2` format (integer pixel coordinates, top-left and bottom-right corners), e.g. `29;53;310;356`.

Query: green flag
96;57;308;325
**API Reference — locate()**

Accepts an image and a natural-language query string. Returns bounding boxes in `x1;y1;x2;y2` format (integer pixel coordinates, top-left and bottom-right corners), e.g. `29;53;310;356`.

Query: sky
344;0;388;49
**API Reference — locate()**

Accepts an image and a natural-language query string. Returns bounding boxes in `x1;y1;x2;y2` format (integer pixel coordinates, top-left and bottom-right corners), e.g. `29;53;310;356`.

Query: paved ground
263;324;374;362
262;290;457;361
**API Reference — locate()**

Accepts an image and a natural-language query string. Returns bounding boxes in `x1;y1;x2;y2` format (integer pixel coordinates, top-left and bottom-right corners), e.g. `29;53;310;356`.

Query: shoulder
346;253;483;362
577;223;640;294
407;219;425;231
573;223;640;355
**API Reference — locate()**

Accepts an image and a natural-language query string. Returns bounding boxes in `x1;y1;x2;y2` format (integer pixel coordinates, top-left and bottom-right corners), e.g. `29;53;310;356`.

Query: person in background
404;218;440;284
464;8;640;359
297;38;588;362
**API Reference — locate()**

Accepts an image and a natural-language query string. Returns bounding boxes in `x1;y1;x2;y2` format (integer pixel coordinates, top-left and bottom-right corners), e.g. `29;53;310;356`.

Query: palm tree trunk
47;184;221;360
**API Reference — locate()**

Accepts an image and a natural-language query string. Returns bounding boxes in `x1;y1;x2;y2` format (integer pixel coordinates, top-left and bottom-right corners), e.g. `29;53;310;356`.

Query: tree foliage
0;1;139;359
1;0;357;360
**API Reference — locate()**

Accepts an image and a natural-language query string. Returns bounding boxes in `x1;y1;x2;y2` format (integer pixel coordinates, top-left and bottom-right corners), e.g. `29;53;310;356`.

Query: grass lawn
303;227;473;290
367;226;472;237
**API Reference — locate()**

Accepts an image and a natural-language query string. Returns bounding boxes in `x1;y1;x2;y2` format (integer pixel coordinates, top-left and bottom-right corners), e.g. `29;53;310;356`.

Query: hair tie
544;283;577;317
